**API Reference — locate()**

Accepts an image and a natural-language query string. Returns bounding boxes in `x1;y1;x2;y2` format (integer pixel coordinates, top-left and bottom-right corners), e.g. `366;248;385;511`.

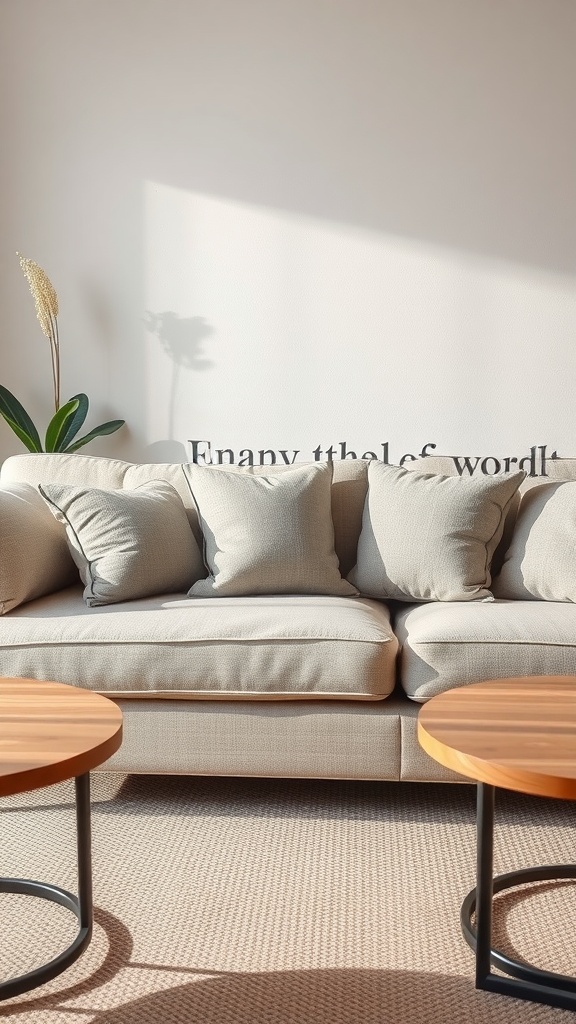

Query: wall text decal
188;441;559;477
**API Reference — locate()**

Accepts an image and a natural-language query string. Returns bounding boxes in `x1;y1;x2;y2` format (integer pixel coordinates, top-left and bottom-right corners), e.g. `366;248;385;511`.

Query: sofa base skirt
100;696;466;783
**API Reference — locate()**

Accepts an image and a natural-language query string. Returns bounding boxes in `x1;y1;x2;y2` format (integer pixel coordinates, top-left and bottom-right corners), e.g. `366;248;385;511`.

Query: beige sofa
1;452;575;784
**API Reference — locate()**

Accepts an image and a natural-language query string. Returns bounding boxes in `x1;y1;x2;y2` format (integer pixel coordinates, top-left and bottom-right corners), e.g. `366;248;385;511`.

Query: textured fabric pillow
182;462;357;597
39;480;205;607
0;482;77;614
493;481;576;601
348;462;525;602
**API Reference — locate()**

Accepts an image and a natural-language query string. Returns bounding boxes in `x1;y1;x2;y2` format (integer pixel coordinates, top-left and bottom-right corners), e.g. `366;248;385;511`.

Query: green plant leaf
0;385;43;452
44;398;81;452
55;392;89;451
63;419;125;452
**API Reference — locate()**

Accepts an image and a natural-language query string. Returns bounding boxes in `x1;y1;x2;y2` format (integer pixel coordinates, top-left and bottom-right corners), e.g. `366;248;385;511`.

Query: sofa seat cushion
396;599;576;702
0;588;398;700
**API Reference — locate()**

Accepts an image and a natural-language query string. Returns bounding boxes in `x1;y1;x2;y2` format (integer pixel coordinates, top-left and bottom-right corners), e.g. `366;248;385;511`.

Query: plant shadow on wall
0;256;125;454
144;311;214;439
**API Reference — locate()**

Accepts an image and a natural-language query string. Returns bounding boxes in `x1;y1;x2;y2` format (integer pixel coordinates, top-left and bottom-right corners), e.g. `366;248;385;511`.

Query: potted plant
0;255;125;453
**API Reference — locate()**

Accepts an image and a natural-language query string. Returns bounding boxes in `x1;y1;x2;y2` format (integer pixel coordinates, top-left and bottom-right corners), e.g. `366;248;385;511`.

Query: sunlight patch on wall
143;181;576;460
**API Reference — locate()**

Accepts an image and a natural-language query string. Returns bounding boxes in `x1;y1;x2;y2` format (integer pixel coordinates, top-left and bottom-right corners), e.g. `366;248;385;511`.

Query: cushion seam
87;689;395;700
407;638;576;646
0;636;396;648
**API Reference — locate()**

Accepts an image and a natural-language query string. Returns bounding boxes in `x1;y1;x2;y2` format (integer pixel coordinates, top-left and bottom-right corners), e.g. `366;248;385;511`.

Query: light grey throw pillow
348;462;525;602
39;480;205;607
182;462;357;597
493;481;576;601
0;482;77;614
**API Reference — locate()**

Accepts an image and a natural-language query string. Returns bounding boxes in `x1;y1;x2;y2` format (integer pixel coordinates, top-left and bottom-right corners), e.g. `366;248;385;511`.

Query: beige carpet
0;774;575;1022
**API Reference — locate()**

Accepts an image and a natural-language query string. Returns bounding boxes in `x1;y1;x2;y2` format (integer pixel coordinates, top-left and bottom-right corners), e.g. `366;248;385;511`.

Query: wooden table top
0;678;123;797
418;676;576;800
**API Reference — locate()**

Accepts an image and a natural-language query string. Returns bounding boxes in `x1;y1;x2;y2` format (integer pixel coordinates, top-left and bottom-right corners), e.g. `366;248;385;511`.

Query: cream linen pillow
348;462;525;602
493;481;576;601
0;482;77;614
39;480;205;607
182;462;357;597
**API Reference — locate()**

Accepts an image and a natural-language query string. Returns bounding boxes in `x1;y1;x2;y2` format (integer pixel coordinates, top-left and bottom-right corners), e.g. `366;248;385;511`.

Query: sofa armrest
0;483;77;614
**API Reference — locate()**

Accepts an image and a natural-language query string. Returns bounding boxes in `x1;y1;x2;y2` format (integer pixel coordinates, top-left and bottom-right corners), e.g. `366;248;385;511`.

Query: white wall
1;0;575;469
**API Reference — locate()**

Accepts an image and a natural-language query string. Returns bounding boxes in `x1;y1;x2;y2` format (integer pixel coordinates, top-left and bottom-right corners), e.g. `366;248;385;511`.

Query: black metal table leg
461;782;576;1012
0;772;93;1001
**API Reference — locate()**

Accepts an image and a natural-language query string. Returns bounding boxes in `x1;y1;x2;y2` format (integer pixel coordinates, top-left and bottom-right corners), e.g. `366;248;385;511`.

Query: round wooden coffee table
0;677;123;1001
418;676;576;1012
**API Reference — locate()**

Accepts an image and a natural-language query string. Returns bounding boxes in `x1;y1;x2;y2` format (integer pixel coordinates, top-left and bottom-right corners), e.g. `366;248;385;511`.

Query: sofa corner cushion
348;462;525;602
0;482;77;614
493;481;576;601
396;599;576;702
182;461;358;597
39;480;205;606
0;590;399;700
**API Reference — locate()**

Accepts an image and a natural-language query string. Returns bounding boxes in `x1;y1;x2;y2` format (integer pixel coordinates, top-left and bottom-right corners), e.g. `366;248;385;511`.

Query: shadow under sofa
2;452;576;785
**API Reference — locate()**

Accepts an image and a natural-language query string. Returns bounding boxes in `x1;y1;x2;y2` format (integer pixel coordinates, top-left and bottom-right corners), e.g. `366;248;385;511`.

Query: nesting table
418;676;576;1011
0;677;123;1000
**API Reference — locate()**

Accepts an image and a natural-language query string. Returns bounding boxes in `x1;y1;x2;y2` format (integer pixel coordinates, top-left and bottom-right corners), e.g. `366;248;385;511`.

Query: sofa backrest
4;452;576;582
120;458;370;575
0;453;370;577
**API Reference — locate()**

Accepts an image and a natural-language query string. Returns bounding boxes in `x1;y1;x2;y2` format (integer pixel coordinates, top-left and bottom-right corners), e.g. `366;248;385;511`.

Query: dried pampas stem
17;253;60;411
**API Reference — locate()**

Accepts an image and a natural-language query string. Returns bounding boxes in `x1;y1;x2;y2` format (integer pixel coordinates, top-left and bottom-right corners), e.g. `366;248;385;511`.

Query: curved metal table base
462;783;576;1012
0;773;93;1001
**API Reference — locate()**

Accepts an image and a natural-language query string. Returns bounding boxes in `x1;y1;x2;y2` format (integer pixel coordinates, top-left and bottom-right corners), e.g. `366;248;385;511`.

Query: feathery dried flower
17;252;60;411
17;254;59;338
0;252;125;453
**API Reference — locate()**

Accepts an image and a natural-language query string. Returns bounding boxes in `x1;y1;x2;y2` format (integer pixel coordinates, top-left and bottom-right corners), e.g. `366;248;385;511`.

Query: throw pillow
0;482;77;614
348;462;525;602
181;461;357;597
493;481;576;601
39;480;205;607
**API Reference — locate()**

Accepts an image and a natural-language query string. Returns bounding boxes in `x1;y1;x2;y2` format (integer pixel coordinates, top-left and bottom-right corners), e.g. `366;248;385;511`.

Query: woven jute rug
1;774;575;1022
